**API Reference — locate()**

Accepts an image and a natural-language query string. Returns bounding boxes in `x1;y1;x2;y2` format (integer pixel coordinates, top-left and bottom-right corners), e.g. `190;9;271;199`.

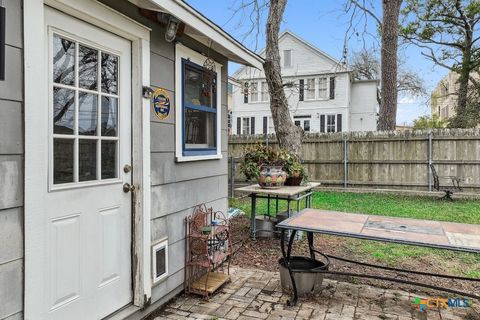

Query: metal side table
235;183;320;240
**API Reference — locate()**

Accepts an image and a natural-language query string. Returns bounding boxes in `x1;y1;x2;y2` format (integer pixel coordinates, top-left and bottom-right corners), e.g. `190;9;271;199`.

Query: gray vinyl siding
99;0;229;306
0;1;24;320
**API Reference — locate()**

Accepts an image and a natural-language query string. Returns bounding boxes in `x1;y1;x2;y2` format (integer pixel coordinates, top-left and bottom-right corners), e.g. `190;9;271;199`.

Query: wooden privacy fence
228;129;480;194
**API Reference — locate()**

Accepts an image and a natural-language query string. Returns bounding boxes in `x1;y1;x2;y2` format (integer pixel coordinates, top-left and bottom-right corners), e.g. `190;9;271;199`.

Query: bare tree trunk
264;0;303;157
450;24;473;128
378;0;402;131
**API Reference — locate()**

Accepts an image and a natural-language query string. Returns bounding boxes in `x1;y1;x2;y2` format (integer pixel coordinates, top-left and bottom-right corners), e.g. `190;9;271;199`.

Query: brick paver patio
151;267;479;320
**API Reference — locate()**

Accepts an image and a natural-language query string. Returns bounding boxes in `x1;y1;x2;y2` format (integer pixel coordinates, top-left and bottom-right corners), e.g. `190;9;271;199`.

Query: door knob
123;164;132;173
123;183;136;193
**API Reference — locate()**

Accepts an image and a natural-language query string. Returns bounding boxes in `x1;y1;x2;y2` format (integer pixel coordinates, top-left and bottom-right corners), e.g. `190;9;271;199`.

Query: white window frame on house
318;77;328;99
250;81;259;102
152;239;168;284
261;81;269;102
326;114;336;133
283;49;292;68
268;116;275;134
294;115;311;132
242;117;251;134
175;43;223;162
306;78;316;100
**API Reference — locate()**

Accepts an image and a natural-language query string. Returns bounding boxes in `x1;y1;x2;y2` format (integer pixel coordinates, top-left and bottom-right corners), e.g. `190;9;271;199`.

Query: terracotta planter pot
257;165;287;189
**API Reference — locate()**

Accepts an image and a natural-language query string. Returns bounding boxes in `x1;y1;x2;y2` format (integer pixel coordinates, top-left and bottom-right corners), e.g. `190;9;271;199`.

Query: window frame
283;49;292;68
293;115;312;132
318;77;328;99
250;81;259;102
241;117;251;134
175;44;223;162
181;58;217;156
261;81;269;102
326;114;336;133
305;78;316;100
48;29;123;190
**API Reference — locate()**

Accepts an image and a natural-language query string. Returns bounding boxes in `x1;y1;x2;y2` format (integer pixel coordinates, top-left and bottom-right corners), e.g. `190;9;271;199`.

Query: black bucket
278;255;330;295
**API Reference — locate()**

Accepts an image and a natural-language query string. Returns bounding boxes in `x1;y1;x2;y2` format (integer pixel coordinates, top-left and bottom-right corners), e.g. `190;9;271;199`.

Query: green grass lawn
230;191;480;277
231;191;480;224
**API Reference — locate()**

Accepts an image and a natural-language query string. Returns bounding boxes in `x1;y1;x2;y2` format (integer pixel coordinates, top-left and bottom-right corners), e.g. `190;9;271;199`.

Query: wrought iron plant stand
185;204;231;300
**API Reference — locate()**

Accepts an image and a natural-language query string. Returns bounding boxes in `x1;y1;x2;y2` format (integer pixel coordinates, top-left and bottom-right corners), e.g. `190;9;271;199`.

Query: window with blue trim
182;59;217;156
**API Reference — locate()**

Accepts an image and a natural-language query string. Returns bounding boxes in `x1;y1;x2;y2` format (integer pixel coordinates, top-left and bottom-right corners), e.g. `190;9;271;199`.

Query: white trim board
24;1;152;318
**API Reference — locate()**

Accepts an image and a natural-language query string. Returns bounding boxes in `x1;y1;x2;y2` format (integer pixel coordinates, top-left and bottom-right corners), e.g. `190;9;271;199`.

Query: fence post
343;135;348;188
428;131;433;192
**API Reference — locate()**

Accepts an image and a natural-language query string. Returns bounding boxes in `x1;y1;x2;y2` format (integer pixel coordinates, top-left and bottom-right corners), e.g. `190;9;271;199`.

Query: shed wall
0;1;24;319
99;0;229;305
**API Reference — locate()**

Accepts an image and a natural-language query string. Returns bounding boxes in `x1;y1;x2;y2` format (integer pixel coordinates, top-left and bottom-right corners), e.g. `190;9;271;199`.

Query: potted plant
239;144;287;189
280;152;307;186
284;161;306;186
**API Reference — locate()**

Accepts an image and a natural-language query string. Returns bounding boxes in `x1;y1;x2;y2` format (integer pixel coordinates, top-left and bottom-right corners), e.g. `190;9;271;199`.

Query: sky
185;0;449;125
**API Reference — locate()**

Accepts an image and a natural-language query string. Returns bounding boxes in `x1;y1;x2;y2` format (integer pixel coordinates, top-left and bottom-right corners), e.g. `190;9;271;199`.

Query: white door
42;7;132;319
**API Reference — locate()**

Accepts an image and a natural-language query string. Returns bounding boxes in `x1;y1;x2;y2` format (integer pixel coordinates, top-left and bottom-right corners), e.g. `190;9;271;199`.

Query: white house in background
230;31;379;135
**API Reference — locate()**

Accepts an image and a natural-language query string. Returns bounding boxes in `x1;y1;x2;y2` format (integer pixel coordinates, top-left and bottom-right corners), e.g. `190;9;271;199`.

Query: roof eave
128;0;264;69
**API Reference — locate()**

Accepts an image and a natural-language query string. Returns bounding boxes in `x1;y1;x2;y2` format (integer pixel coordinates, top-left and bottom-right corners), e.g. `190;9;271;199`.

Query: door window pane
185;109;215;148
79;45;98;90
101;96;118;136
52;33;122;185
79;140;97;181
53;35;75;85
78;92;98;135
101;141;117;179
101;53;118;94
54;139;74;184
53;87;75;134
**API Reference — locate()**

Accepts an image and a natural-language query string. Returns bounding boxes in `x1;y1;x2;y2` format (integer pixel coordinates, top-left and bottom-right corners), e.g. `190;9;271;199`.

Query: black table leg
285;229;298;306
307;231;315;260
267;195;271;217
251;194;256;240
275;195;279;214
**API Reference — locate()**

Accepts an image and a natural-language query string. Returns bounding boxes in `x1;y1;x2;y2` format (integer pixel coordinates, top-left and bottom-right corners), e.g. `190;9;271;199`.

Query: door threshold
104;304;141;320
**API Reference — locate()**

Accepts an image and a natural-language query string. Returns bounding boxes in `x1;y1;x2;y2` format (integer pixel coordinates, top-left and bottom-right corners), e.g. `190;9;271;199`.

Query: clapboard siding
0;101;23;154
151;152;228;186
98;0;229;308
0;259;23;320
0;1;24;319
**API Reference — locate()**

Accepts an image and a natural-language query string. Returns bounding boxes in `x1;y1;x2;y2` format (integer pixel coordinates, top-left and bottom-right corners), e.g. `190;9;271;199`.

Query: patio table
276;208;480;306
235;183;320;240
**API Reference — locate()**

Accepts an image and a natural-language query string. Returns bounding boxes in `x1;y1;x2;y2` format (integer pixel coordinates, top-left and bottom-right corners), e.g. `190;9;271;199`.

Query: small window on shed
152;239;168;284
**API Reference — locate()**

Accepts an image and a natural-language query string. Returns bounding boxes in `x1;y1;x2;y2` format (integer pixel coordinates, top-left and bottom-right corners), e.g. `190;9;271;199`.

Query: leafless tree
264;0;303;156
229;0;303;157
349;47;426;105
344;0;403;130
